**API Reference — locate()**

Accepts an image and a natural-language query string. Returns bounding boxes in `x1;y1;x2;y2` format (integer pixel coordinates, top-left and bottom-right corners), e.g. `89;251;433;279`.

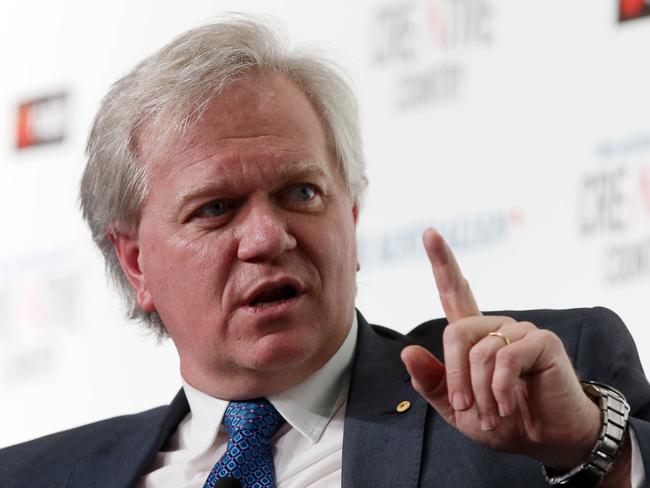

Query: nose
236;200;297;262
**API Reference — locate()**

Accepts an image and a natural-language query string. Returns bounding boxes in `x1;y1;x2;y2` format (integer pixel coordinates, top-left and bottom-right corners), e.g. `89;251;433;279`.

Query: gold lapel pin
396;400;411;413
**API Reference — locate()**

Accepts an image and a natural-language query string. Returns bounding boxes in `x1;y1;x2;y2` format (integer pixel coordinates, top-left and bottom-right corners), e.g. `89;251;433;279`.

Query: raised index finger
423;228;481;323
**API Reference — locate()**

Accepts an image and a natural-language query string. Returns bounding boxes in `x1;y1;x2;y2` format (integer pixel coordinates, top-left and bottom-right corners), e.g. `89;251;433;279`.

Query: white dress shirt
137;314;645;487
138;317;357;488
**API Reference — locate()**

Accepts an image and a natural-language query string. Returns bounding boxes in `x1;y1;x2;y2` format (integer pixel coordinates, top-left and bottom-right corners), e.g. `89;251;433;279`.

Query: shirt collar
182;314;358;457
270;314;357;443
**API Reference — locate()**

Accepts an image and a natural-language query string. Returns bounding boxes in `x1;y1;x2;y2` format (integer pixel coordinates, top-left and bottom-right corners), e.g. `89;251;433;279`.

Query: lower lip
240;294;302;320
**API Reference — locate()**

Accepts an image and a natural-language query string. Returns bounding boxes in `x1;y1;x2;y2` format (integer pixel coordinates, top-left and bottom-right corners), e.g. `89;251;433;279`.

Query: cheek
143;230;233;315
320;211;358;280
335;204;358;258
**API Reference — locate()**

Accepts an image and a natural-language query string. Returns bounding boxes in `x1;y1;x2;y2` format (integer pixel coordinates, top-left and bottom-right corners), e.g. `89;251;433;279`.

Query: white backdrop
1;0;649;448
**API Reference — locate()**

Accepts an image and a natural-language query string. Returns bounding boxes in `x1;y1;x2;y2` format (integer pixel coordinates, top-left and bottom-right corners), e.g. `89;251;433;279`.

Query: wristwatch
542;381;630;487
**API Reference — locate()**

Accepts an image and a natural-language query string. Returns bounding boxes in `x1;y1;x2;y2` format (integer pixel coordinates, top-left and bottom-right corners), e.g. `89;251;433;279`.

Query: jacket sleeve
573;306;650;483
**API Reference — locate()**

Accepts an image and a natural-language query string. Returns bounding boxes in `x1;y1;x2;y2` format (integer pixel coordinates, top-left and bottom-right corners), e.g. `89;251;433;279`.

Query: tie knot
223;399;285;442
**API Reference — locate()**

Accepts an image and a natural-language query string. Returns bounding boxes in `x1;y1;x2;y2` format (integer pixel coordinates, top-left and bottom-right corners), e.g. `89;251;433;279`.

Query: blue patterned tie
203;399;285;488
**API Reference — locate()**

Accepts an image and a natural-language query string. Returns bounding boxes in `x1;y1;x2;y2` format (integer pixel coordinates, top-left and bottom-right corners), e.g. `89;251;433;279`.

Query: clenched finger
490;327;571;415
468;322;535;430
443;315;516;411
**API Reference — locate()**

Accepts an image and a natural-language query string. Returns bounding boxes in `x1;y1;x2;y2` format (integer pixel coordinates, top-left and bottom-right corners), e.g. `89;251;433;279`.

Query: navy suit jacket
1;307;649;487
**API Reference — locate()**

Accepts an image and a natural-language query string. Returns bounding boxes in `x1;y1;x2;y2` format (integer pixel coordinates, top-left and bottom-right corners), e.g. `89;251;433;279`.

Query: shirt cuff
631;426;646;488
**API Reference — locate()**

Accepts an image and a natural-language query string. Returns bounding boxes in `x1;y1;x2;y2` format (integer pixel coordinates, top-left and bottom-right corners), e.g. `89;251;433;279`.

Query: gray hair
79;14;368;336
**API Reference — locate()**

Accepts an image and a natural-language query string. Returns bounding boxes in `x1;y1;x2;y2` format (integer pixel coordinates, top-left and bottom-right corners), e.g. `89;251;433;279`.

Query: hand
400;229;601;470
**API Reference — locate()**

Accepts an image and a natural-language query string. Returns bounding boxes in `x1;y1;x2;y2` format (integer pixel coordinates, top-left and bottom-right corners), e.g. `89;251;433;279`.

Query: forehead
137;72;333;182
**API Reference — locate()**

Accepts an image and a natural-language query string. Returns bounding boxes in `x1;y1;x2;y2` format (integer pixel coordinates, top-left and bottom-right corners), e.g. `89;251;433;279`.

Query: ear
108;228;156;313
352;202;361;271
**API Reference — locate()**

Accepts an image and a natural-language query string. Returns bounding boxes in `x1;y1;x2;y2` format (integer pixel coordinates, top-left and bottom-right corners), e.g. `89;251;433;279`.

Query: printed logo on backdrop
369;0;493;110
619;0;650;22
576;134;650;284
0;252;83;384
15;93;67;150
359;208;523;267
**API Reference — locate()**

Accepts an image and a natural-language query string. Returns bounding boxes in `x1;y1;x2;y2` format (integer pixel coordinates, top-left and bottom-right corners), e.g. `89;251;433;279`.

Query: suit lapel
65;315;433;487
342;312;428;488
66;389;189;488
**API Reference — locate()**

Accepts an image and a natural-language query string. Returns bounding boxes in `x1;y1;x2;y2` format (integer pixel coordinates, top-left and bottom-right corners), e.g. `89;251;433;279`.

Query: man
1;15;648;488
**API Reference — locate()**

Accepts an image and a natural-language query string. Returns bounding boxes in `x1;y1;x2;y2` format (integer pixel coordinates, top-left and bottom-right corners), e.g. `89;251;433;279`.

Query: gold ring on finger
487;331;511;347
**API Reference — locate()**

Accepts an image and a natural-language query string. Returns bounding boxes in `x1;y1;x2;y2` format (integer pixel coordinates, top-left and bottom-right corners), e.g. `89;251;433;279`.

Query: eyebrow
174;159;329;209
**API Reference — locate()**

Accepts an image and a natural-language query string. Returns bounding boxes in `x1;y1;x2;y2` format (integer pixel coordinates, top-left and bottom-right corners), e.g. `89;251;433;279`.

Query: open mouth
249;285;299;308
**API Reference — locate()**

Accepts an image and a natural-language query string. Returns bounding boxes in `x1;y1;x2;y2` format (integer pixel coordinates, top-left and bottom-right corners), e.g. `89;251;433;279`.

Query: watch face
582;382;602;398
581;381;628;405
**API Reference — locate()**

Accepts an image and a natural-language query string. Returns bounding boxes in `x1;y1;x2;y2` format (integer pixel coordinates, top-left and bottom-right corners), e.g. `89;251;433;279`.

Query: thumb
401;345;453;422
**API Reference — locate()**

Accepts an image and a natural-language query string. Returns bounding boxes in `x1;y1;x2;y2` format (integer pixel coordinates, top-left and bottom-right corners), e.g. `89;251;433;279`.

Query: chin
240;330;319;372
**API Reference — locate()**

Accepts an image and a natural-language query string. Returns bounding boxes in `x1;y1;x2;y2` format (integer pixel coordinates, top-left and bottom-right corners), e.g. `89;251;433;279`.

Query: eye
277;183;325;212
191;199;236;219
281;183;318;203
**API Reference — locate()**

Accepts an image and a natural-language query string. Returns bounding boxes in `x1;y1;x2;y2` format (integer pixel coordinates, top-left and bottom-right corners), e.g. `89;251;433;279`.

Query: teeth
252;299;286;308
